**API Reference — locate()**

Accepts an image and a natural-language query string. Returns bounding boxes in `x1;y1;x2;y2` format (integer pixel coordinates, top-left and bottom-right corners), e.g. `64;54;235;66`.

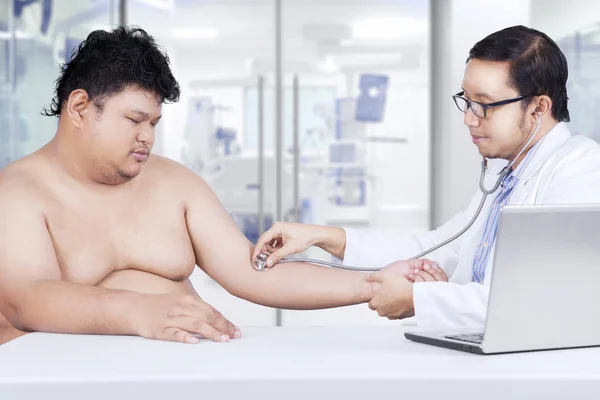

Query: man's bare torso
0;151;200;343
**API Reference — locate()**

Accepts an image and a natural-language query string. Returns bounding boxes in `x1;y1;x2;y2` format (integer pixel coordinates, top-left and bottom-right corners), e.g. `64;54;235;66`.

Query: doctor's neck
507;117;559;172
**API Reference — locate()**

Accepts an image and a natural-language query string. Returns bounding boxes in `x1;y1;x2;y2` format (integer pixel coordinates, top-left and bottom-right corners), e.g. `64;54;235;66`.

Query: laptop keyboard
444;333;484;344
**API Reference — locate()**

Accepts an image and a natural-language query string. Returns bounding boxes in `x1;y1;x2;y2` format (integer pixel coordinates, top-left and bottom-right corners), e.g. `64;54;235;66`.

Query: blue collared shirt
471;145;541;283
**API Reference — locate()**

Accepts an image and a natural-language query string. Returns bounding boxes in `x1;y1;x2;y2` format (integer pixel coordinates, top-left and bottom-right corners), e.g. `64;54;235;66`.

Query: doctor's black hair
42;26;180;117
467;25;570;122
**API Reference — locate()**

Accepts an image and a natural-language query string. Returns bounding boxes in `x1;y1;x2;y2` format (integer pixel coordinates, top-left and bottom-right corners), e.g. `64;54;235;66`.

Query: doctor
252;25;600;327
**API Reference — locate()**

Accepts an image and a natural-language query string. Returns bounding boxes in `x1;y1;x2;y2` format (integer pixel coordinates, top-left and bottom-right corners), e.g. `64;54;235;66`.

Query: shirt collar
484;121;571;183
518;121;571;183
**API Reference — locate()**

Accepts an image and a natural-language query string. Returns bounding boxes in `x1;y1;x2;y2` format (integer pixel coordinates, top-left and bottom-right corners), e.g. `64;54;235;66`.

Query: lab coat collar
518;121;571;183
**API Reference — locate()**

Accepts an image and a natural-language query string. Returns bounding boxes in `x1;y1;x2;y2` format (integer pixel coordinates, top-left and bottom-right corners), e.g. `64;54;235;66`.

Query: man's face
460;59;535;161
83;87;161;184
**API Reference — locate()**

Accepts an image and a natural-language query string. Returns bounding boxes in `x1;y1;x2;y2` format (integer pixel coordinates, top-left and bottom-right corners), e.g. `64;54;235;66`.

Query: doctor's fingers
423;259;440;268
266;242;284;253
367;291;387;311
265;246;302;267
417;264;447;282
412;269;436;282
427;264;448;281
412;259;440;270
415;267;449;282
252;229;284;260
368;298;379;311
368;299;390;317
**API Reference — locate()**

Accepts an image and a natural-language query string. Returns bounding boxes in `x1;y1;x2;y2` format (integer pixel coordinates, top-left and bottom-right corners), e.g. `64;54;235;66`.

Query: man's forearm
226;263;374;310
314;226;346;259
12;280;140;335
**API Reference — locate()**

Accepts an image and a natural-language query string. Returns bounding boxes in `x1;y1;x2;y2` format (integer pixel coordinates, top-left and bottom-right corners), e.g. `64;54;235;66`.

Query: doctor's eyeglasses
452;91;525;118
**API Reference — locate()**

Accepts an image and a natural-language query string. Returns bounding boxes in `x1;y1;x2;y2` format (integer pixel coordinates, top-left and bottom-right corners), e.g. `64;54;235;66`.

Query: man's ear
66;89;91;129
530;95;552;121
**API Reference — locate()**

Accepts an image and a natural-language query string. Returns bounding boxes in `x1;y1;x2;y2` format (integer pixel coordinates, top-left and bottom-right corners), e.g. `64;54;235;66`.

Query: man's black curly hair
43;26;180;117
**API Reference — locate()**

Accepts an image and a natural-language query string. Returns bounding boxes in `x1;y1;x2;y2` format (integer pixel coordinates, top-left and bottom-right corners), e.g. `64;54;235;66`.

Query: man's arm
0;188;141;334
181;171;375;310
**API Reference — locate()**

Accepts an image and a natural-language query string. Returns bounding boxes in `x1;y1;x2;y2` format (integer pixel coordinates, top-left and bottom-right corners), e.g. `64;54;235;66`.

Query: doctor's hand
381;258;444;283
252;222;346;268
366;265;415;320
410;262;448;283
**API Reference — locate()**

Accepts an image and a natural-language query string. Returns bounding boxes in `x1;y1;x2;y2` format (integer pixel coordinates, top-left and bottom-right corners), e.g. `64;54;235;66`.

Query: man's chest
43;194;196;285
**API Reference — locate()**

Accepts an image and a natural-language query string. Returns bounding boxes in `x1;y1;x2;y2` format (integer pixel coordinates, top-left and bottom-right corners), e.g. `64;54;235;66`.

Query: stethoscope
252;113;543;272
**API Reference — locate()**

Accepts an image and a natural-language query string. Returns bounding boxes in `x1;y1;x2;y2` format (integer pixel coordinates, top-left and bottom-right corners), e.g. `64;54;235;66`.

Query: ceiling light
0;30;32;40
319;55;338;73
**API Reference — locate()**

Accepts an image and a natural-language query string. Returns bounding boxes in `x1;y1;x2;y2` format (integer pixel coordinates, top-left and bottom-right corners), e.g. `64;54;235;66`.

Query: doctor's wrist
315;226;346;259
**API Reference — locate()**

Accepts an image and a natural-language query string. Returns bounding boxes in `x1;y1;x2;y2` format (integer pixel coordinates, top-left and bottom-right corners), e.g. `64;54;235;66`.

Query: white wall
530;0;600;39
431;0;531;227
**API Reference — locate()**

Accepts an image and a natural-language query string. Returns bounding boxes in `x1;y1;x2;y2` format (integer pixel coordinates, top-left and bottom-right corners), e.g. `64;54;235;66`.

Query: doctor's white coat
339;122;600;328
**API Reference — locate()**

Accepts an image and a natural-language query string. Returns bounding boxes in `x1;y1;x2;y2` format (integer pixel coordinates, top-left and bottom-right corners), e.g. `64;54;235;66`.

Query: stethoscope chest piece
251;252;271;271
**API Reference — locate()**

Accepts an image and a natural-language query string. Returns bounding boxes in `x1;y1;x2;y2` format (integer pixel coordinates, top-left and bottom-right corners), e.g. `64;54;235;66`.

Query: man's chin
117;167;142;181
476;146;500;160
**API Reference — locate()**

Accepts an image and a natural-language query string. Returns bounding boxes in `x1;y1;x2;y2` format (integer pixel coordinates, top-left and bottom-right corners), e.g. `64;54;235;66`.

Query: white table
1;326;600;400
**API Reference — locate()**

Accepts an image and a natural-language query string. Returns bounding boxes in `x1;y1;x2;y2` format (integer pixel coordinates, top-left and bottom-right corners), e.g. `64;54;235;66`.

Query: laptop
404;204;600;355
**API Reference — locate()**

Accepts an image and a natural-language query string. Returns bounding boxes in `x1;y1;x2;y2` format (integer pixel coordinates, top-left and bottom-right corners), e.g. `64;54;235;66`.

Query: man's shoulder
147;154;187;172
0;159;46;212
144;154;210;191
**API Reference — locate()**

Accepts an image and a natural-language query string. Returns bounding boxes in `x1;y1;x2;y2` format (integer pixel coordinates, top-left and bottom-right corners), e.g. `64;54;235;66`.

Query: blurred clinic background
2;0;600;326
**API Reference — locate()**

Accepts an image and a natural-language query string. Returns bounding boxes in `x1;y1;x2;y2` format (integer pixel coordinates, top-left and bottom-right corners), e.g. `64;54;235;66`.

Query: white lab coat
338;122;600;328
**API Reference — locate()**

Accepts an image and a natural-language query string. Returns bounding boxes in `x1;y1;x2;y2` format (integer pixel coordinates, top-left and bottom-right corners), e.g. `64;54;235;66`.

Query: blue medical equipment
215;127;237;156
355;74;389;122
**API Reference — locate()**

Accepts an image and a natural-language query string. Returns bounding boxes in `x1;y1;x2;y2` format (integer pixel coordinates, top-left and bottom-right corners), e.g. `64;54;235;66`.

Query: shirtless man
0;27;427;345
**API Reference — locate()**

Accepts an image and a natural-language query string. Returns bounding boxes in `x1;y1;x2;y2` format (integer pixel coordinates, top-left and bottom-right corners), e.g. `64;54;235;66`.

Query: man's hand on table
133;292;241;344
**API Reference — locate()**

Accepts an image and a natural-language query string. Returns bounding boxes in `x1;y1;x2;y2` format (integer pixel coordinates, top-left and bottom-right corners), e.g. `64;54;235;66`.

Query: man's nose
464;107;480;127
137;126;155;145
